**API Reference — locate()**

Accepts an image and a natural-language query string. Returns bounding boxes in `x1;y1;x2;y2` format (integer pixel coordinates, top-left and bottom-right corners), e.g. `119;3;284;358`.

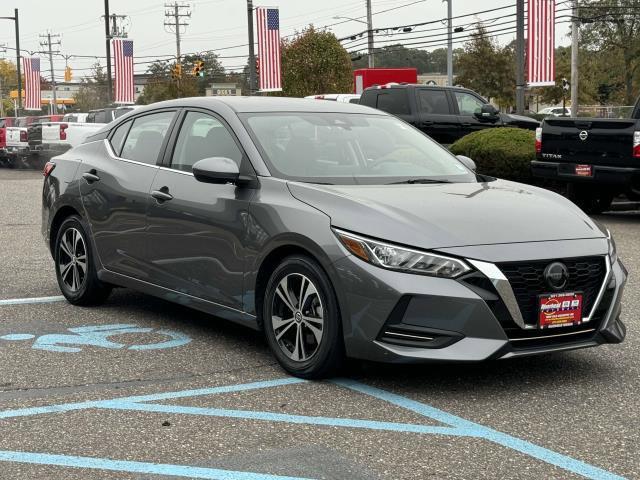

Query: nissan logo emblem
579;130;589;141
544;262;569;291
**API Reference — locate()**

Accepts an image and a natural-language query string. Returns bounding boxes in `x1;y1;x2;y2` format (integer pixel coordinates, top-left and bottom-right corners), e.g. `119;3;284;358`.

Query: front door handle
461;122;472;127
82;170;100;184
151;188;173;202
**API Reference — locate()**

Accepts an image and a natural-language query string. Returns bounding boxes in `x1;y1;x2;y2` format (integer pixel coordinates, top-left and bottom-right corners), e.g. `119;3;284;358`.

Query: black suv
359;84;539;144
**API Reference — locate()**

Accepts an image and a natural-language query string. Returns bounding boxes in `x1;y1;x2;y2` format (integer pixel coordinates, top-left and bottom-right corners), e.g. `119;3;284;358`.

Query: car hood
287;179;605;249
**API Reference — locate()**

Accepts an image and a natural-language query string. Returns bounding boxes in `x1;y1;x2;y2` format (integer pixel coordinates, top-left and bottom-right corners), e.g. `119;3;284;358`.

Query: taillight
60;123;68;141
20;130;27;142
535;127;542;154
634;131;640;158
43;161;56;177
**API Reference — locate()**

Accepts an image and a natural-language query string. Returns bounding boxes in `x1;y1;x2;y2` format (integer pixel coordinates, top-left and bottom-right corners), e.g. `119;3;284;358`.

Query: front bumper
532;160;640;188
333;241;626;363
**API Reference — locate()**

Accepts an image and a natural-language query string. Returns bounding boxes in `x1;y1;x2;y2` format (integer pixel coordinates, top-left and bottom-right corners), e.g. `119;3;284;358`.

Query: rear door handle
461;123;472;127
82;170;100;183
151;189;173;202
420;121;434;127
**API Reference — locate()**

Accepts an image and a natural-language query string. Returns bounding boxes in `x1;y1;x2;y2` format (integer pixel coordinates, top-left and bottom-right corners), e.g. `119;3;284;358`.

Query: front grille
497;256;606;327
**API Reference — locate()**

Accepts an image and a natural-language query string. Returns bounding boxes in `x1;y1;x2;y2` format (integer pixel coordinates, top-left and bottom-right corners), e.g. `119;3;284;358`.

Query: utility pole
39;32;61;114
366;0;374;68
164;2;191;67
104;0;112;103
570;0;579;117
515;0;526;114
247;0;257;94
444;0;453;86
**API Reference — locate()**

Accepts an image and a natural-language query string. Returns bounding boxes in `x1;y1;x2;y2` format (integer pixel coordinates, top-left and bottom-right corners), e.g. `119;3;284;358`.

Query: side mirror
192;157;240;184
476;104;499;119
456;155;477;172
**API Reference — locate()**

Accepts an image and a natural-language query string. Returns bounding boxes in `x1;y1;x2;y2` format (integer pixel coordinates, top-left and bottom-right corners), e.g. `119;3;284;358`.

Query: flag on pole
113;39;135;104
256;7;282;92
527;0;556;87
22;57;41;111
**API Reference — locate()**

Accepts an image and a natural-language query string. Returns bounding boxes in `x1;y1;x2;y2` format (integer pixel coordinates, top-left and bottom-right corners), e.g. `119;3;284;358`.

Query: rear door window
376;90;410;115
109;120;132;156
120;111;176;165
417;89;451;114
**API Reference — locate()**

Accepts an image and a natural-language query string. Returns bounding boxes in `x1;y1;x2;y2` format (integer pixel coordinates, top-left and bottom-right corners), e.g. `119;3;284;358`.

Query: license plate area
575;164;592;176
538;292;583;329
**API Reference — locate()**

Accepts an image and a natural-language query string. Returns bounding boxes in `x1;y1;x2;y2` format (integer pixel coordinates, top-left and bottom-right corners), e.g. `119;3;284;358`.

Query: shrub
449;127;536;182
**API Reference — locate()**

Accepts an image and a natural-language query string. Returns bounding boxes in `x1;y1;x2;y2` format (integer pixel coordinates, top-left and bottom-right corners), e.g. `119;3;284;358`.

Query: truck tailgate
5;127;27;148
541;117;637;167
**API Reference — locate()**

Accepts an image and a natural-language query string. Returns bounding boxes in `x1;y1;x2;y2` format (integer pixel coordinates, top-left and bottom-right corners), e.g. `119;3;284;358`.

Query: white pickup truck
33;106;138;157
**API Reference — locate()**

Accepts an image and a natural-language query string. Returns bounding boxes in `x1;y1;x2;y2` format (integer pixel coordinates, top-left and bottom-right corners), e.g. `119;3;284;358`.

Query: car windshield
240;113;476;185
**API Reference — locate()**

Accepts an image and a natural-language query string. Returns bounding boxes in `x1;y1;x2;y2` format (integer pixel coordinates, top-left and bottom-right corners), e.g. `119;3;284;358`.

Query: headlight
334;228;471;278
606;229;617;264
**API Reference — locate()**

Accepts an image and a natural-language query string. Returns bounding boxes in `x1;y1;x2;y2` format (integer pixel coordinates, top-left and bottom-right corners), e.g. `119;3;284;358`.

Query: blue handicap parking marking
0;323;192;352
0;377;627;479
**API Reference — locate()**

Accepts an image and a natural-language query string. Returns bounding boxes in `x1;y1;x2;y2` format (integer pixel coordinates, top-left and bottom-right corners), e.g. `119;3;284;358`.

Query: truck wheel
567;184;614;215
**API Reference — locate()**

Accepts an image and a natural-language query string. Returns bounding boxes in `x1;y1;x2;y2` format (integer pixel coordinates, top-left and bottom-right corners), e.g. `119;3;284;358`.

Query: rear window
376;90;410;115
359;91;377;108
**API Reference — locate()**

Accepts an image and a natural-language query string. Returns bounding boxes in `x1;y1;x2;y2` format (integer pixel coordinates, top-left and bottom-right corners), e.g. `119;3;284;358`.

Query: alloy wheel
271;273;324;362
58;227;87;293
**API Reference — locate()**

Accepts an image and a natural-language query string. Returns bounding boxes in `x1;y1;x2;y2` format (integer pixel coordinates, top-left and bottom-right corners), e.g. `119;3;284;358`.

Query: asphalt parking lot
1;168;638;480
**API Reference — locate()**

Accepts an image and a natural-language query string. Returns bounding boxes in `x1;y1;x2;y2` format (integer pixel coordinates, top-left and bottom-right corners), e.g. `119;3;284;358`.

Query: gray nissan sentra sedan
42;97;627;378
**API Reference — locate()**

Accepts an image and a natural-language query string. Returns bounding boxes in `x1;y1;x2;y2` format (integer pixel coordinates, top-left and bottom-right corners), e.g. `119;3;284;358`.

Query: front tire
54;215;111;305
263;255;344;379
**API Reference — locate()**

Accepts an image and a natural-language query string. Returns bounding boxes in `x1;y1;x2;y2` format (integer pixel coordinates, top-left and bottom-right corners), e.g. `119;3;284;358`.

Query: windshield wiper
388;178;452;185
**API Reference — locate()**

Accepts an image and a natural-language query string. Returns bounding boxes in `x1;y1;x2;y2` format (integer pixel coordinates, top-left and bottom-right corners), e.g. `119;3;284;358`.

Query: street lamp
333;15;367;25
333;5;374;68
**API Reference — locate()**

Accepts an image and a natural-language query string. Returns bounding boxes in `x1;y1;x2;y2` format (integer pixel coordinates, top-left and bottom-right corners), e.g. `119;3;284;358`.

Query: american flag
256;7;282;92
22;58;41;111
113;39;135;104
527;0;556;87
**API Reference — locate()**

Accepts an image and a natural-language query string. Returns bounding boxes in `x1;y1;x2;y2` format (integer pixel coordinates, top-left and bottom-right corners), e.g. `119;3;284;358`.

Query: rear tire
567;184;614;215
54;215;111;306
263;255;344;379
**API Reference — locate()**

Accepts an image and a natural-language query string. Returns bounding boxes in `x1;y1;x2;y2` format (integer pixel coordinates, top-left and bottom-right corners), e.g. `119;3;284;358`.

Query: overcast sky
0;0;571;81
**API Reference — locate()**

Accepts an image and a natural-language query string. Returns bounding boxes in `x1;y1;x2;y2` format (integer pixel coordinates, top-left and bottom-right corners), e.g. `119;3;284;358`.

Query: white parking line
0;296;65;306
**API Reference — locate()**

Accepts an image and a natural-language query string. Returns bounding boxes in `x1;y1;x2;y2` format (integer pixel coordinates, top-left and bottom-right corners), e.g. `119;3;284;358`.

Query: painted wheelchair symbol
0;324;192;353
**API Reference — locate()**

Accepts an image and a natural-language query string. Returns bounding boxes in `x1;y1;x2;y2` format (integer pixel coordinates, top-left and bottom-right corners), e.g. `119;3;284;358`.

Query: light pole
443;0;453;86
334;10;374;68
0;9;21;115
570;0;579;117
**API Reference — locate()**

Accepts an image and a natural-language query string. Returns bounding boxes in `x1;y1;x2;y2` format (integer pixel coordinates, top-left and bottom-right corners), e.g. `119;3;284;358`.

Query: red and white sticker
539;292;583;329
575;165;593;177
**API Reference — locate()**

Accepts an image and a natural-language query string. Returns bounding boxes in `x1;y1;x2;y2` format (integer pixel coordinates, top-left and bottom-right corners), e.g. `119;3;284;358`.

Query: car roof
132;96;384;115
362;83;477;94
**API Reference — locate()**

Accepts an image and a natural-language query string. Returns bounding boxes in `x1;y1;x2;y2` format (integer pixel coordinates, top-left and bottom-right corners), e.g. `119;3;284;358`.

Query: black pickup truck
532;97;640;213
359;83;539;144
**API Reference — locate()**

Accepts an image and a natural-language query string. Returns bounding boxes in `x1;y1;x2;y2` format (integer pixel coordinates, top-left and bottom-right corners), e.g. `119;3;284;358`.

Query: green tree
580;0;640;104
0;59;18;115
350;45;461;74
73;64;110;111
455;25;514;107
279;25;353;97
